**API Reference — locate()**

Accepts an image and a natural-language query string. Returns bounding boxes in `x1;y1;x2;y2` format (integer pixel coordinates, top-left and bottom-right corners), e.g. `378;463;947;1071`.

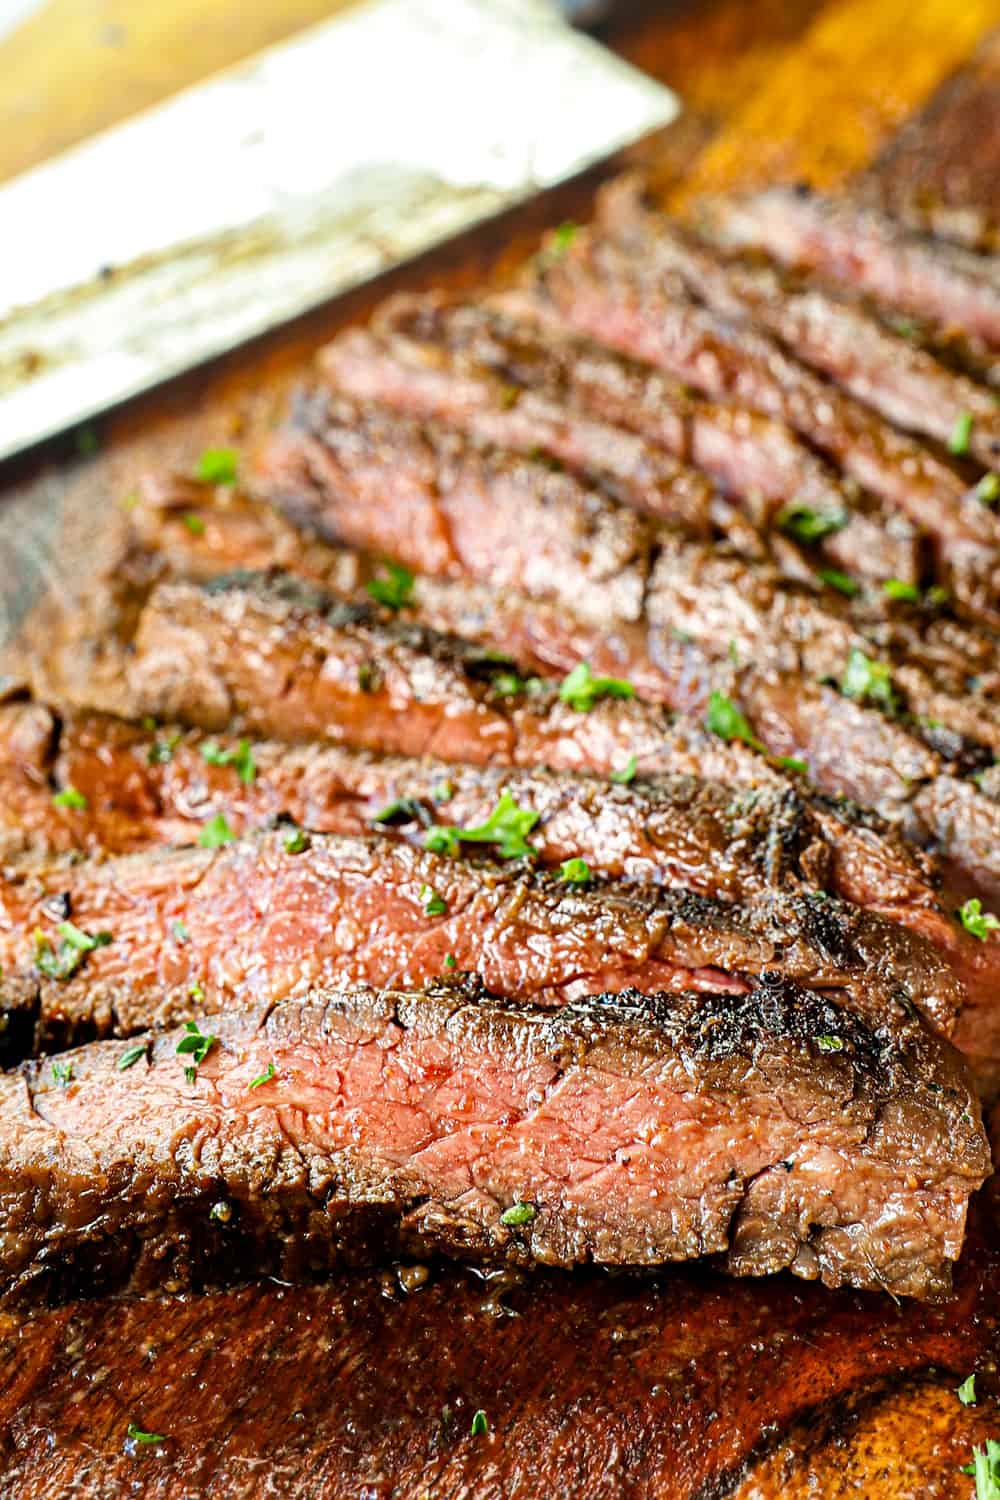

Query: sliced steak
320;298;893;576
700;185;1000;347
519;218;1000;625
0;825;962;1055
612;187;1000;469
258;392;657;626
0;978;987;1303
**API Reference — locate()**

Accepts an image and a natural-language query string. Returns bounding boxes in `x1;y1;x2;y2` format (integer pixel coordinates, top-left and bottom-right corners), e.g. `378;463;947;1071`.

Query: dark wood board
4;2;1000;1494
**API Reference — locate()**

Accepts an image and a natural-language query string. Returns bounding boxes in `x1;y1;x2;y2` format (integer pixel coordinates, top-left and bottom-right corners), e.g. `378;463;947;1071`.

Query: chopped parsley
148;733;180;765
189;983;205;1003
470;1410;490;1438
975;472;1000;506
610;755;637;785
558;662;635;713
372;797;427;827
171;920;190;944
776;501;847;542
957;1373;978;1406
117;1044;148;1072
882;578;921;603
199;812;235;848
775;756;808;774
557;858;591;886
51;785;87;810
958;898;1000;941
840;648;897;712
948;411;973;456
444;954;457;969
551;220;578;253
817;567;859;596
705;691;764;751
195;447;239;484
182;512;205;535
815;1035;844;1053
249;1062;276;1090
126;1422;165;1446
420;884;447;916
500;1201;537;1227
34;922;112;981
366;561;415;610
51;1060;73;1088
962;1438;1000;1495
425;792;539;860
432;779;455;804
200;737;256;784
283;827;310;855
176;1020;218;1083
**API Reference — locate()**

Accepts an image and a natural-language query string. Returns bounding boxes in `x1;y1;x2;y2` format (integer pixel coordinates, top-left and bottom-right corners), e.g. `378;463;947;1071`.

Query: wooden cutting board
3;2;1000;1495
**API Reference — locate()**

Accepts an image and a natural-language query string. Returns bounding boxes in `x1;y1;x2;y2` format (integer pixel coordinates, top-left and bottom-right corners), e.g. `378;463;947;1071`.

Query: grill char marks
0;978;987;1303
700;185;1000;348
520;203;1000;625
0;826;963;1058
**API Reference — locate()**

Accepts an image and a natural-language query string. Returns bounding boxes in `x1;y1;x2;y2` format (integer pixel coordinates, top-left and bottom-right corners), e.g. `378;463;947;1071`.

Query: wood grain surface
4;1;1000;1495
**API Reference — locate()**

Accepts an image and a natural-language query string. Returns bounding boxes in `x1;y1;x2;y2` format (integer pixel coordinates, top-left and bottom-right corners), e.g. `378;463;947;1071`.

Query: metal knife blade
0;0;677;462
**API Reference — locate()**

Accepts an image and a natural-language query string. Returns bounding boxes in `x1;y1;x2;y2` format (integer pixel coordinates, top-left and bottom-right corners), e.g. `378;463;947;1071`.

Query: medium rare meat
0;979;987;1302
700;185;1000;347
610;185;1000;468
0;826;963;1055
259;393;657;626
519;217;1000;625
319;298;909;580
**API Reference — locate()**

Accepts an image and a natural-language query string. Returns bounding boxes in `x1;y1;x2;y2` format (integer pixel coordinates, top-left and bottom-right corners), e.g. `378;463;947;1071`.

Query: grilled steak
319;298;900;577
0;978;987;1302
518;216;1000;624
612;185;1000;469
0;820;965;1055
700;185;1000;347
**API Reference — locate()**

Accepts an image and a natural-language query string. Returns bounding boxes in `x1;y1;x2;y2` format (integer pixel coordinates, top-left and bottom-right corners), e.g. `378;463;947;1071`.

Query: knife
0;0;677;462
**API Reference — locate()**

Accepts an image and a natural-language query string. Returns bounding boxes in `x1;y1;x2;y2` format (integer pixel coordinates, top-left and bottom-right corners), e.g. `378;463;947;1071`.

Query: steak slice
612;187;1000;470
520;217;1000;625
319;299;892;577
0;978;987;1303
0;826;962;1055
259;392;657;626
700;186;1000;347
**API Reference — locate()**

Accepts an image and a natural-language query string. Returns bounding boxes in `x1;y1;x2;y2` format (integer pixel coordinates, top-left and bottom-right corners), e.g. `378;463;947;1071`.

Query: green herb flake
148;733;180;765
775;756;808;775
775;501;847;542
705;691;764;751
975;472;1000;506
424;791;539;861
557;858;591;886
961;1437;1000;1495
357;663;377;694
958;898;1000;941
470;1410;490;1438
948;411;973;456
200;738;255;783
52;785;87;810
283;827;310;855
444;954;457;969
75;425;99;457
171;920;190;944
559;661;635;713
816;1035;844;1053
366;561;415;611
51;1060;73;1088
957;1373;977;1406
882;578;921;603
432;779;455;804
249;1062;276;1090
34;923;112;981
610;755;637;786
176;1020;218;1078
420;884;447;916
195;447;239;485
182;512;205;534
926;585;951;609
189;983;205;1002
500;1201;537;1228
840;648;897;712
817;567;859;597
117;1044;148;1072
372;797;425;827
126;1422;165;1446
199;813;235;848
